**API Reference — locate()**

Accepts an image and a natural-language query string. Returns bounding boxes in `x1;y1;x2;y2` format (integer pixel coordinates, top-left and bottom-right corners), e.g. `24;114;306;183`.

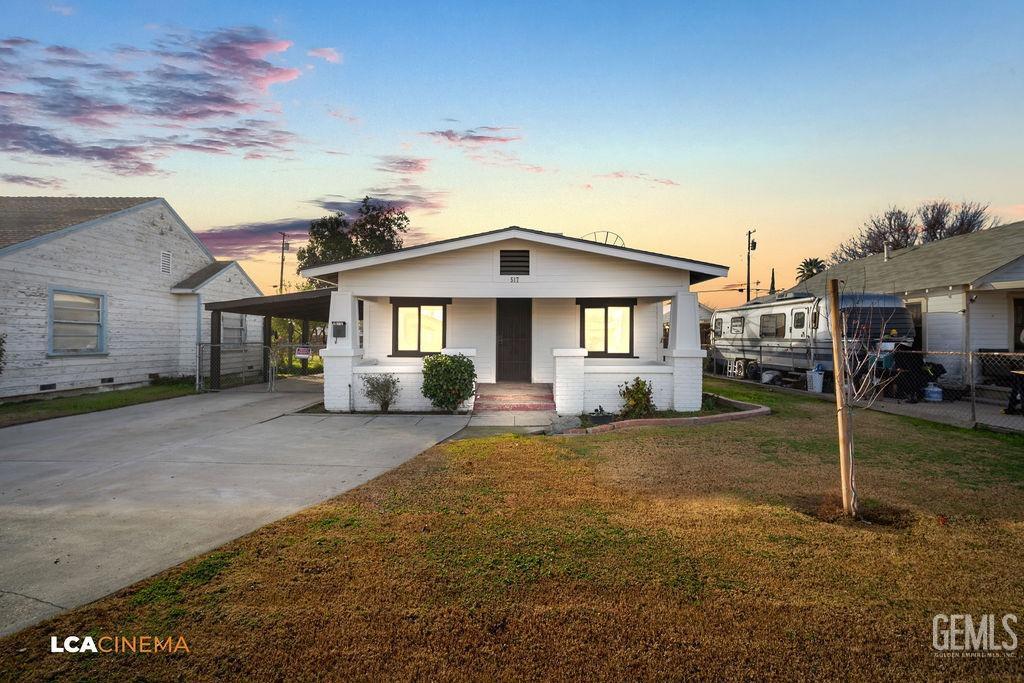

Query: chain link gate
196;342;272;392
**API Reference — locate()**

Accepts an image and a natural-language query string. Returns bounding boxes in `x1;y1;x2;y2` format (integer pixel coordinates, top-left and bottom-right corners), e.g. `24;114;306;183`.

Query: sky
1;0;1022;305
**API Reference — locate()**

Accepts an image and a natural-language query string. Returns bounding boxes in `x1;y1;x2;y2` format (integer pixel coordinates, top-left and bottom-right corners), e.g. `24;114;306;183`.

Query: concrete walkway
0;384;468;636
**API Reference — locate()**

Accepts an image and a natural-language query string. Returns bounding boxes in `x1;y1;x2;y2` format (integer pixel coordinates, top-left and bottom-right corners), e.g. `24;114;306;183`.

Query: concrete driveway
0;383;468;635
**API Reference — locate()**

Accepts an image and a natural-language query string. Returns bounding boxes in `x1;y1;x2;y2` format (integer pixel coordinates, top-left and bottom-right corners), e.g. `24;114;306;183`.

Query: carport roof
205;288;332;320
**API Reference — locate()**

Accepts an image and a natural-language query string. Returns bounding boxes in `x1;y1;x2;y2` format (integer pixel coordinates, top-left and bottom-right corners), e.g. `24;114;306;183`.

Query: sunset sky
2;1;1022;306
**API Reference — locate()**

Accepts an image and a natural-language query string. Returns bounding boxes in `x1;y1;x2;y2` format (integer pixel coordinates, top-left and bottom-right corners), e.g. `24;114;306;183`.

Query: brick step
474;400;556;411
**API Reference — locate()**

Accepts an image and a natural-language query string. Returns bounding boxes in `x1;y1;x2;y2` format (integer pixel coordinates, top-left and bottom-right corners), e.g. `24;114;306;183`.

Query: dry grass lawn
2;378;1023;680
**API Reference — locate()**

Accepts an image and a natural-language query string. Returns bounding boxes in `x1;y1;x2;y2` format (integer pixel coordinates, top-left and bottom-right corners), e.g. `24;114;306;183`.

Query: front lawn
2;378;1022;679
0;379;195;428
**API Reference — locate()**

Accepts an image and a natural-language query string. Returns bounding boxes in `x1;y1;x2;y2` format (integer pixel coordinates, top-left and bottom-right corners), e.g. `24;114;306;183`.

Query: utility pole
746;229;757;302
827;278;857;517
277;232;290;293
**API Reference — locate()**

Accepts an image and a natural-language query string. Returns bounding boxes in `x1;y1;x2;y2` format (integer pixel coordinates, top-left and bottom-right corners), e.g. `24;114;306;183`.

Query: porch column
669;290;704;411
552;348;586;415
320;290;362;411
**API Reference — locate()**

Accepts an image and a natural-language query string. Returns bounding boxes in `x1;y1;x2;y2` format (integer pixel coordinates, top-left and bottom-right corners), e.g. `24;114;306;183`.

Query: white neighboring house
792;220;1024;382
300;226;728;414
0;197;263;399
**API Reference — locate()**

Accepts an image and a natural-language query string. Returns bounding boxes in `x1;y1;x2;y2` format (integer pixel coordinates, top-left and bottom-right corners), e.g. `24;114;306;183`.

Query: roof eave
299;227;728;280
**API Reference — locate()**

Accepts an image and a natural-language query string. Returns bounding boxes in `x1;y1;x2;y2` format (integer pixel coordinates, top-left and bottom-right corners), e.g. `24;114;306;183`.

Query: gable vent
499;249;530;275
160;251;172;274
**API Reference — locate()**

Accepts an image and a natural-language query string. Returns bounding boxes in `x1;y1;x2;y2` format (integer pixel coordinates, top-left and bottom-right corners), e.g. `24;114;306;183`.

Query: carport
204;288;332;390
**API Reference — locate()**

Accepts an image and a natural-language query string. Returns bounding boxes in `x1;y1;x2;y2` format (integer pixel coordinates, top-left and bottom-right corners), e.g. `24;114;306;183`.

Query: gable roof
792;221;1024;297
0;196;159;249
172;261;236;292
300;226;729;284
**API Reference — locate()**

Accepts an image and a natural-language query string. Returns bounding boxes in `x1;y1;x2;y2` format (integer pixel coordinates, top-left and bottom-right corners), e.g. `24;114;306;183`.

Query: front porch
320;292;706;415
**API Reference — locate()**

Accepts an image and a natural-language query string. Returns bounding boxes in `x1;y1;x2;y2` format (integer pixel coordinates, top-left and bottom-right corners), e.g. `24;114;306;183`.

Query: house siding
336;238;690;298
0;202;260;398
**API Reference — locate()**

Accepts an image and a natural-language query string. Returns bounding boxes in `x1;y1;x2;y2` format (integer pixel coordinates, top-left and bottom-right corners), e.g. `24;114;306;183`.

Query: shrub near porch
2;378;1022;680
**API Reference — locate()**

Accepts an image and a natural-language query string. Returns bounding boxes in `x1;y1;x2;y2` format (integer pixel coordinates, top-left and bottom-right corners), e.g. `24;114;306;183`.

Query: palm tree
796;257;827;282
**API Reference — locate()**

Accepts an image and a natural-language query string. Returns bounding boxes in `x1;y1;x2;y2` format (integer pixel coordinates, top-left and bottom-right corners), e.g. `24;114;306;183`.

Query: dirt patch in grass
1;378;1022;680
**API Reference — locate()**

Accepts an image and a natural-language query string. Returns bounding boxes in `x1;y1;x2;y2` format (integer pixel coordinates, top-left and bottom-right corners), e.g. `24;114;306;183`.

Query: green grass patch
0;380;195;428
131;551;239;608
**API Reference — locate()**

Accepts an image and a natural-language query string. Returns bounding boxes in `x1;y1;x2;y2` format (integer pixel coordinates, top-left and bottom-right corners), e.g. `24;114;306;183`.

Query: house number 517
509;276;520;283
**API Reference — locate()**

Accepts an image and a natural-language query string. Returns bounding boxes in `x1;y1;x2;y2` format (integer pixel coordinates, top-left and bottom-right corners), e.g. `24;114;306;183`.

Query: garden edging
562;393;770;435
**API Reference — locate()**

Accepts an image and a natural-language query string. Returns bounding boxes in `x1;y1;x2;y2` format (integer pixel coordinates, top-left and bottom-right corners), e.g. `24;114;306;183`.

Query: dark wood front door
496;298;532;381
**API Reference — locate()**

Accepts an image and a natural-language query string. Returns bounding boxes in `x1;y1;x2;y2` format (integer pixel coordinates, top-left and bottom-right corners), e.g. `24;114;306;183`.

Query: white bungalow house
300;227;728;414
0;197;263;399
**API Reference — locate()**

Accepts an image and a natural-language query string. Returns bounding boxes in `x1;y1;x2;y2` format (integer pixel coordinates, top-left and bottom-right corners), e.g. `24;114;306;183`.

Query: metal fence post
968;350;977;425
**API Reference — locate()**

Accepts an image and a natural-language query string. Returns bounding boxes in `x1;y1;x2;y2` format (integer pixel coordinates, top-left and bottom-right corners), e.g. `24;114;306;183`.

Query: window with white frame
50;290;105;354
221;312;246;348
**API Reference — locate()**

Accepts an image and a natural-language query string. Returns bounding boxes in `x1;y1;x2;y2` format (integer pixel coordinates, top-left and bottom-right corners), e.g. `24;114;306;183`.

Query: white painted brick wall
553;351;585;414
582;369;674;413
671;355;703;411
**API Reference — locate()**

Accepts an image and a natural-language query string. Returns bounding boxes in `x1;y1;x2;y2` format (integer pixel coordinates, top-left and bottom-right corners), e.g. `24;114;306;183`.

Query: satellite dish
580;230;625;247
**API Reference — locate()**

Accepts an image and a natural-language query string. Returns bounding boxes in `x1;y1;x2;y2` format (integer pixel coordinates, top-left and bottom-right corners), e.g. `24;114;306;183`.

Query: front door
496;298;532;381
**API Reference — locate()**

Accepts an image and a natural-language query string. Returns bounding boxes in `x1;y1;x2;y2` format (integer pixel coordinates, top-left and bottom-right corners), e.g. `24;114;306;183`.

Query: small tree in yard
361;373;400;413
421;354;476;413
619;377;655;419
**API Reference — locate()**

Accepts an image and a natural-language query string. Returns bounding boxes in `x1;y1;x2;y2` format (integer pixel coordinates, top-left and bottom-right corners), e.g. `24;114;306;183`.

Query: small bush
619;376;655;419
361;373;401;413
421;353;476;413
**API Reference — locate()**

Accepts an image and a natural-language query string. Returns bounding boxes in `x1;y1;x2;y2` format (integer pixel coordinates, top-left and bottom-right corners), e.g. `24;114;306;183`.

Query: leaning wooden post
827;279;856;516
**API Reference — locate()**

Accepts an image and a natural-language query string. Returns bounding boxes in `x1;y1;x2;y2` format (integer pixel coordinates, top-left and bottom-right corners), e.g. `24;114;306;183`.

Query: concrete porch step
474;382;555;413
474;402;557;413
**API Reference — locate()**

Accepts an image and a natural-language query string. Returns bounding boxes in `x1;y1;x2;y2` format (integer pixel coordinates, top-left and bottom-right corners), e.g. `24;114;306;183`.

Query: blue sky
2;0;1022;299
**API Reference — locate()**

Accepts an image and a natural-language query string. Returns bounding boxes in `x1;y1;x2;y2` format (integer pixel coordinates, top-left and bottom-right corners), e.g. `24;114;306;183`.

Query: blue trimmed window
50;289;106;354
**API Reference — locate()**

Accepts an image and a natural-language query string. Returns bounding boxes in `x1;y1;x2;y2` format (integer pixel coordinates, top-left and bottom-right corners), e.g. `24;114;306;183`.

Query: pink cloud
327;107;360;124
254;66;301;91
421;126;521;147
307;47;341;63
377;156;431;175
597;170;678;187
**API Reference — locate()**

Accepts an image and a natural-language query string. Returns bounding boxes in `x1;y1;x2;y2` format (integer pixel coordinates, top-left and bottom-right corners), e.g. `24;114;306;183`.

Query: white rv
709;292;914;379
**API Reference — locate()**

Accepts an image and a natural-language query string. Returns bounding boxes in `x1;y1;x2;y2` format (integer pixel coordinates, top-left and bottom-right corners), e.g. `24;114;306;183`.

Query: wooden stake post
827;279;857;516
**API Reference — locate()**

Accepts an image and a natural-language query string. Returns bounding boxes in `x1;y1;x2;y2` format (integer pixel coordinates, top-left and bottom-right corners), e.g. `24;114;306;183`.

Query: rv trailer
708;292;914;380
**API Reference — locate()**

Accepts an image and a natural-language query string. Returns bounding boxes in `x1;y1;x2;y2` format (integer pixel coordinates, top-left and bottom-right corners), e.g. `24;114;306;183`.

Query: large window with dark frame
578;298;635;357
391;298;449;356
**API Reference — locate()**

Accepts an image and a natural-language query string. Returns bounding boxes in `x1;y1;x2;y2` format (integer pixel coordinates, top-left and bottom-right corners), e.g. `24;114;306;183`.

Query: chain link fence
273;343;325;377
705;345;1024;433
196;343;270;392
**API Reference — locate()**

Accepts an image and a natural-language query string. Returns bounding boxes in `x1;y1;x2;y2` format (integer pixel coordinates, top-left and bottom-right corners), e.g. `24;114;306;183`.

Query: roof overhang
204;288;333;320
299;227;729;284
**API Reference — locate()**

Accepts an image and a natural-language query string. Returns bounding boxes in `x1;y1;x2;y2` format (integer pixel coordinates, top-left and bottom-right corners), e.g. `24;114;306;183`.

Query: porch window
578;298;635;357
50;289;105;354
391;298;450;356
